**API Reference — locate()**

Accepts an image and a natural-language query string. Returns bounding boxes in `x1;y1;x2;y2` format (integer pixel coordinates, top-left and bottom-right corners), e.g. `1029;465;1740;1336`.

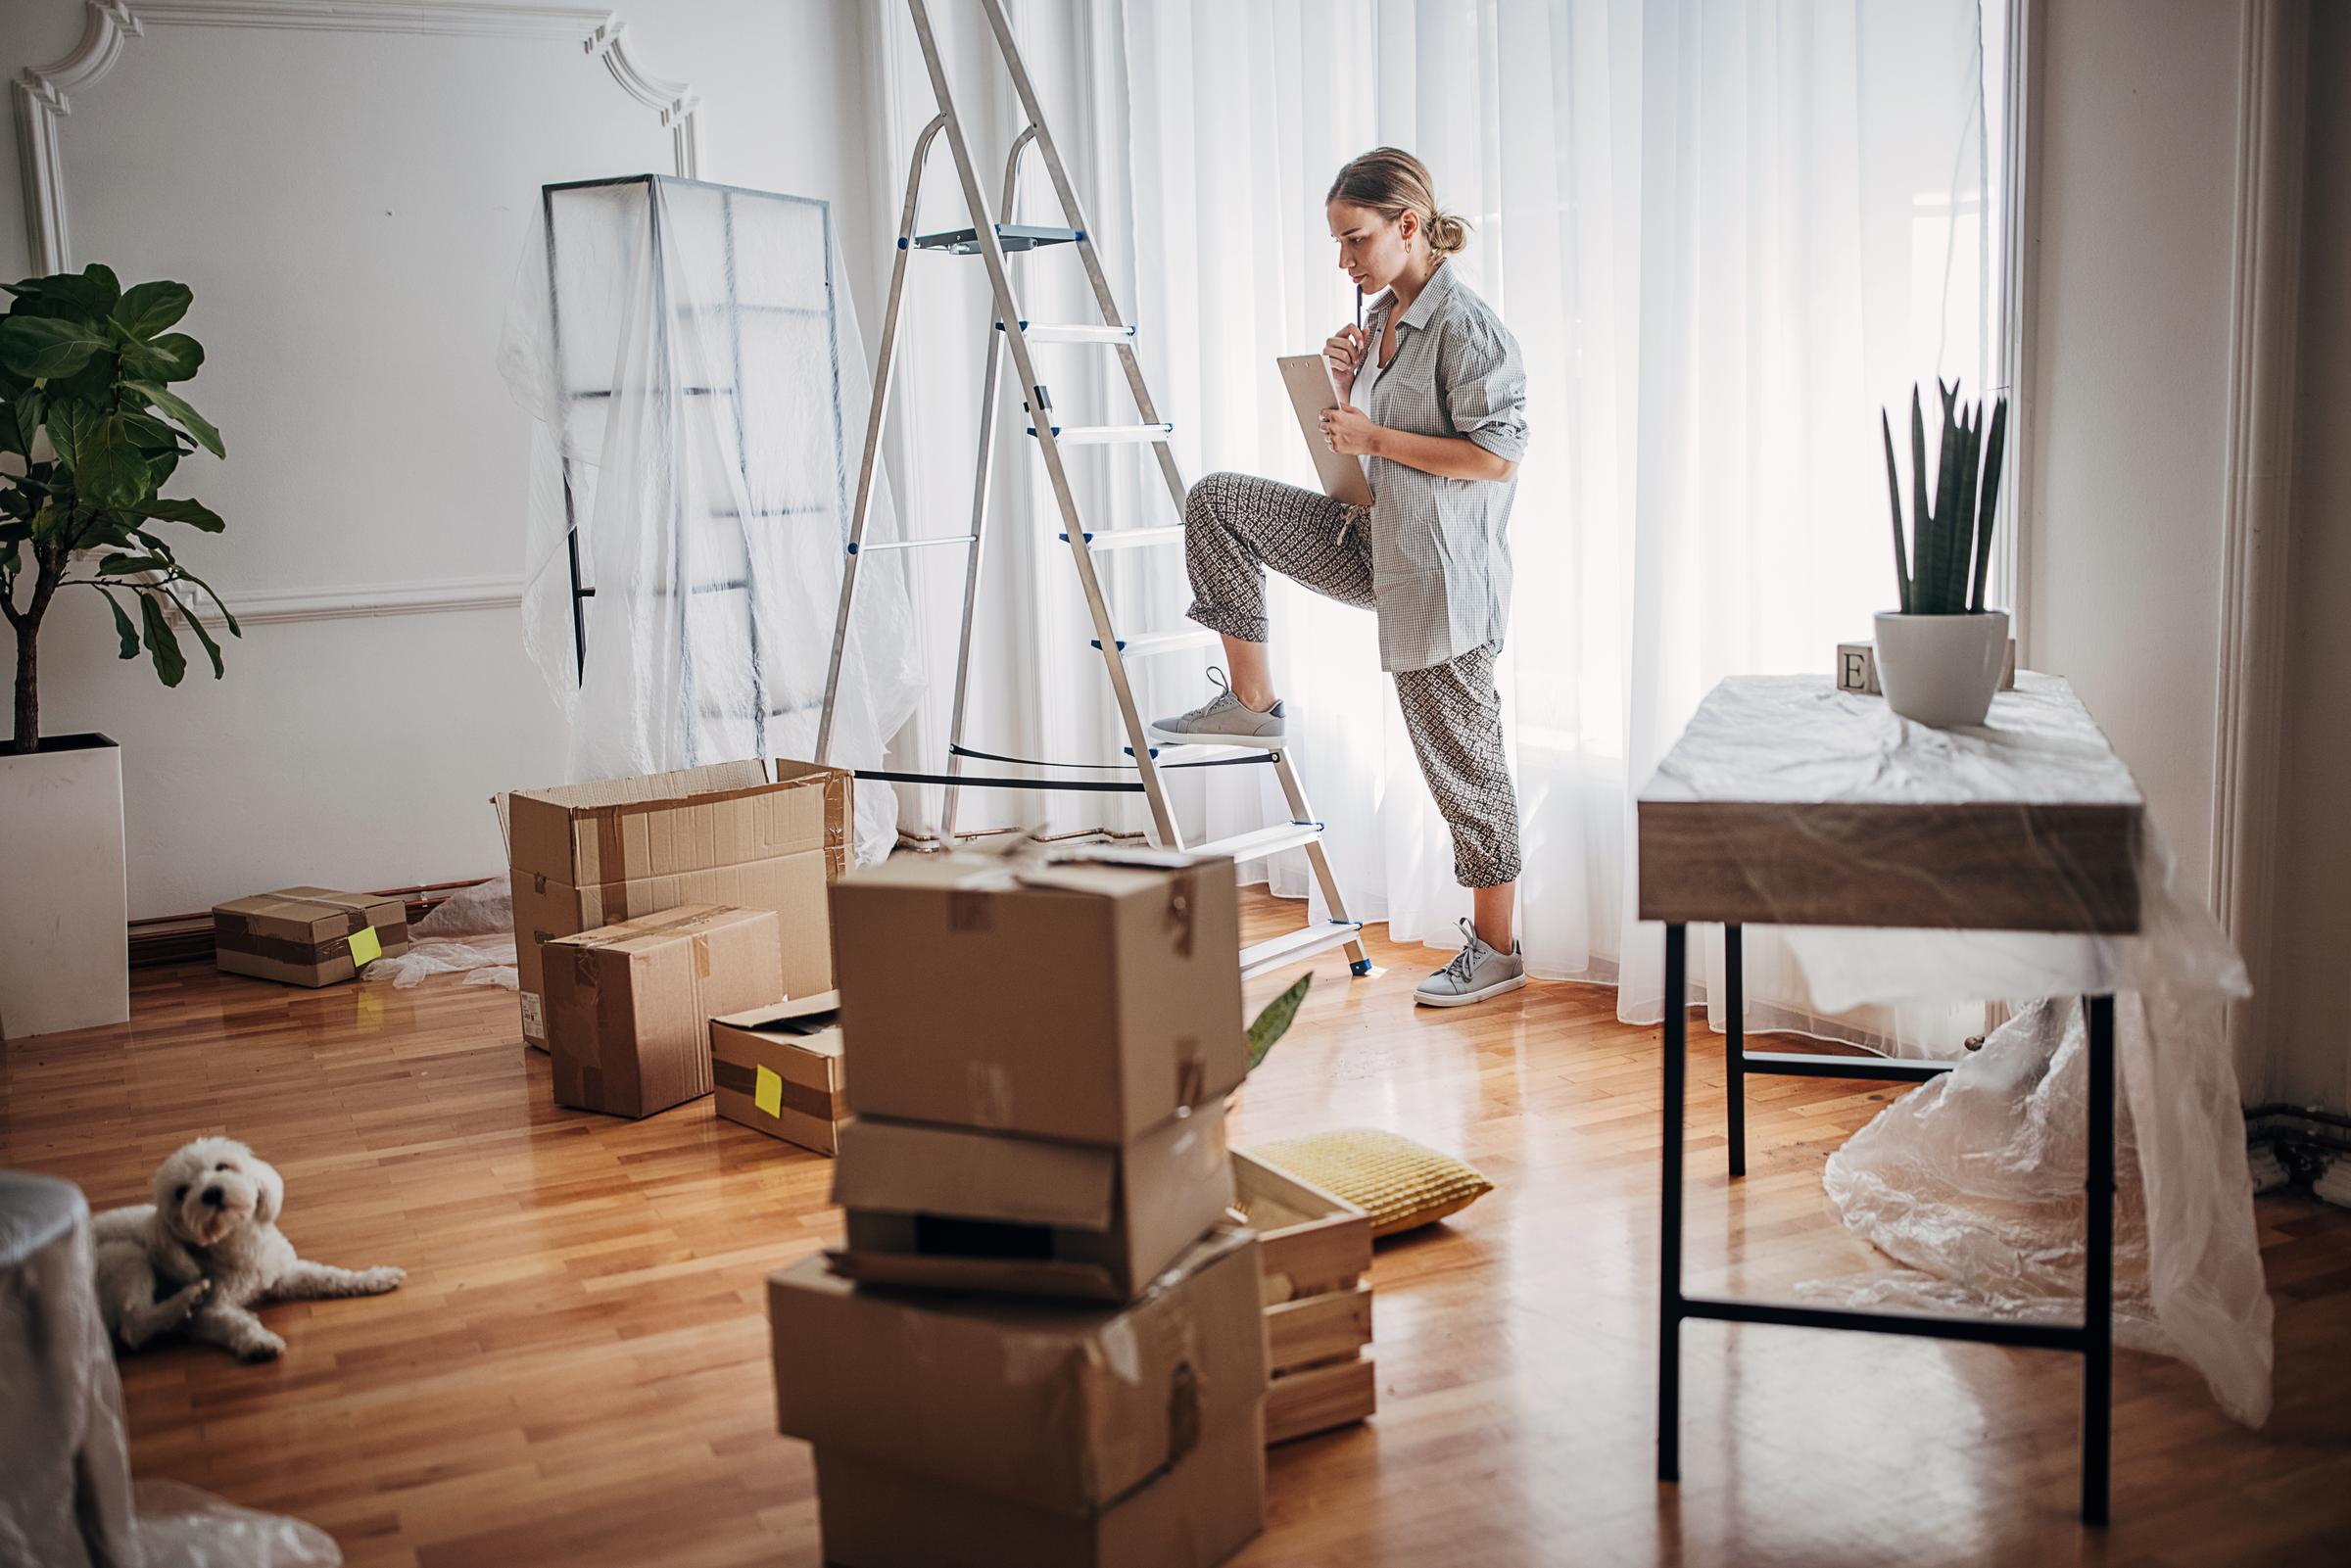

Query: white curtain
865;0;2000;1049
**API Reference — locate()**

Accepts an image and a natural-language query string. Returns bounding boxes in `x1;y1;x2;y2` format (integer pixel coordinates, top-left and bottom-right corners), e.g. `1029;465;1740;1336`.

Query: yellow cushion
1242;1128;1494;1240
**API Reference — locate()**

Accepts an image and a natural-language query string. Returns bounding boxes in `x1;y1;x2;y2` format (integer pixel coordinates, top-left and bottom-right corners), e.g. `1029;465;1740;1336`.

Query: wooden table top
1636;673;2144;933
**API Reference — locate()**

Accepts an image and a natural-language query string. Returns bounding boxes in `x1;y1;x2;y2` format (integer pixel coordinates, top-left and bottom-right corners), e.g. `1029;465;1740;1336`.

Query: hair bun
1430;211;1470;258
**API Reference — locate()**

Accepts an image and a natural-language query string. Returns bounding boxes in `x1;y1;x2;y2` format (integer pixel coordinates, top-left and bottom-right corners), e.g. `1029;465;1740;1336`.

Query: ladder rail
940;126;1037;843
905;0;1180;849
975;0;1188;517
1271;747;1372;974
815;112;949;763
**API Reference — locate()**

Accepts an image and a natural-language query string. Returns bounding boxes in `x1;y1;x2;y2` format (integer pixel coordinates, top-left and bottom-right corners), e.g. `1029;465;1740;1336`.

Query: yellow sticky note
753;1065;784;1118
348;925;383;966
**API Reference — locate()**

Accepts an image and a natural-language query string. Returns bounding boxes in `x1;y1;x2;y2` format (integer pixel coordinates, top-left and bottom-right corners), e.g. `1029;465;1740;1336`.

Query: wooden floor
5;890;2349;1567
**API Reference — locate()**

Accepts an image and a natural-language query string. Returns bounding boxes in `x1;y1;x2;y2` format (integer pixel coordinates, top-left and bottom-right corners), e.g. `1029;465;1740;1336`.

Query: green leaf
96;552;170;576
118;409;182;451
122;332;204;383
70;414;153;509
1971;397;2007;613
124;381;222;458
99;589;139;659
1882;409;1909;612
171;590;225;678
137;590;186;686
1245;973;1313;1071
0;314;111;380
130;495;223;532
173;566;240;638
112;281;191;339
44;396;97;470
4;266;119;315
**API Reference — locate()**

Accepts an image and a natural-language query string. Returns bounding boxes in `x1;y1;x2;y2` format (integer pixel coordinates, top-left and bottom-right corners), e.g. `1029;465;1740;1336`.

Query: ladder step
910;223;1083;254
1193;821;1323;862
849;534;978;553
1239;921;1367;981
1000;320;1137;344
1060;526;1184;551
1028;423;1175;445
1093;629;1218;657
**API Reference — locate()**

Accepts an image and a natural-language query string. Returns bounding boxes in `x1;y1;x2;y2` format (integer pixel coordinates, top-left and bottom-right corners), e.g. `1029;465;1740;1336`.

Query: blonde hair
1326;147;1470;261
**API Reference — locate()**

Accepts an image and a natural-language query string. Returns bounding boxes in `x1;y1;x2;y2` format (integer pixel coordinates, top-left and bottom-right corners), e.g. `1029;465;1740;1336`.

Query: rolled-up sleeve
1438;316;1528;462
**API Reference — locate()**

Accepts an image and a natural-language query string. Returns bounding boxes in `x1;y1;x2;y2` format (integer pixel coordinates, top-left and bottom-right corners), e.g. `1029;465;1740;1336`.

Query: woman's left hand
1319;404;1379;457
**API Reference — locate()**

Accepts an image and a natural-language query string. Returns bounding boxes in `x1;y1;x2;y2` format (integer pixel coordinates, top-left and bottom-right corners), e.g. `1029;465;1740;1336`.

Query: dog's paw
164;1278;212;1324
237;1330;286;1363
359;1266;406;1294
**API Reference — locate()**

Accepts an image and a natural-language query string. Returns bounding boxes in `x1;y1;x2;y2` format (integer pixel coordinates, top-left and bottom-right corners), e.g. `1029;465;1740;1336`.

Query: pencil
1356;283;1364;330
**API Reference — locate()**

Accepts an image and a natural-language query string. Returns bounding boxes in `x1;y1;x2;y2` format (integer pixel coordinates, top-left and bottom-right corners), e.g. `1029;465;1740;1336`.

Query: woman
1149;148;1529;1008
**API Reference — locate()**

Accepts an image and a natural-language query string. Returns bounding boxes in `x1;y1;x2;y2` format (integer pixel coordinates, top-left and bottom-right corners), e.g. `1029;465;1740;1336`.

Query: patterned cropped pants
1180;470;1522;889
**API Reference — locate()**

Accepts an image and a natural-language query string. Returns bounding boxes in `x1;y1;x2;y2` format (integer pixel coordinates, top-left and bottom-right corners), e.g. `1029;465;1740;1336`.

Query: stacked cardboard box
768;847;1271;1568
502;758;848;1051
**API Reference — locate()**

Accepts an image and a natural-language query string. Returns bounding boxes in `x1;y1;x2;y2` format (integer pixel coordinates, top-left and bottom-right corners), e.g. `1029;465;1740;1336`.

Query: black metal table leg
2083;994;2116;1526
1659;923;1687;1482
1725;925;1746;1177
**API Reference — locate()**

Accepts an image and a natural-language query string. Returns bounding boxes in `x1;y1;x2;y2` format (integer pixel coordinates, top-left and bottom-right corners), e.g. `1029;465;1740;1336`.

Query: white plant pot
0;734;129;1039
1872;610;2010;729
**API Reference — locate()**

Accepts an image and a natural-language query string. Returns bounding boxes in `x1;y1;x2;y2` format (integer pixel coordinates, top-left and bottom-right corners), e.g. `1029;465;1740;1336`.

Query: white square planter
0;735;129;1039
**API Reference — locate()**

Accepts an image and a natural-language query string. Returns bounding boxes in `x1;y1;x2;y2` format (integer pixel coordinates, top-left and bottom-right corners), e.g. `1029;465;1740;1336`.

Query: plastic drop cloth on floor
499;176;921;867
1647;674;2272;1427
0;1171;340;1567
366;878;516;991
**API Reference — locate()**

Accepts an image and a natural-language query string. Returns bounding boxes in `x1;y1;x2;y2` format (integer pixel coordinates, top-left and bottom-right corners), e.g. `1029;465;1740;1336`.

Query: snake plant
1882;379;2007;616
1246;973;1312;1071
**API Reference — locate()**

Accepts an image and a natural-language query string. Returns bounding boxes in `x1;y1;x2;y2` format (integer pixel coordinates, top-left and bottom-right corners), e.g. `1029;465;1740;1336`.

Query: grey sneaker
1147;667;1285;745
1415;918;1527;1008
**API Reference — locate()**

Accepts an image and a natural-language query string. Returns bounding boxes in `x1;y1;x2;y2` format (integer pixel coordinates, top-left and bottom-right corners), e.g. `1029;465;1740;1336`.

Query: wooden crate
1232;1150;1376;1444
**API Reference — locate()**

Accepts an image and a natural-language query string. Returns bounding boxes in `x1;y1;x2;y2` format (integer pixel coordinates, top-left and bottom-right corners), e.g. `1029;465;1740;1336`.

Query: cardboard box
827;1100;1235;1303
543;904;783;1118
1232;1151;1376;1445
504;758;848;1049
829;849;1245;1144
213;886;410;987
811;1403;1266;1568
711;991;846;1154
769;1226;1268;1516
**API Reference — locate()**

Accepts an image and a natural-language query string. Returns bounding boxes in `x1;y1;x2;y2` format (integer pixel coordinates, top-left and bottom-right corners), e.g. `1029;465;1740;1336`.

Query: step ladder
814;0;1368;983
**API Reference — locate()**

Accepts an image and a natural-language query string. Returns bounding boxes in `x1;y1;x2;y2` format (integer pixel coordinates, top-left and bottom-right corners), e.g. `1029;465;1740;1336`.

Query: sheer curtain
867;0;2000;1049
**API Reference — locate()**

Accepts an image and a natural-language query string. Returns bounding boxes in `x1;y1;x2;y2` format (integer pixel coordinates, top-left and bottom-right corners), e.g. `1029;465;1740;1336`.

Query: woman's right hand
1324;324;1368;399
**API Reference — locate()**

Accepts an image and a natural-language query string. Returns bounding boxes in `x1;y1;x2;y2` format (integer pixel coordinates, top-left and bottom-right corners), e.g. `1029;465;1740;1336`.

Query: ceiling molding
12;0;703;272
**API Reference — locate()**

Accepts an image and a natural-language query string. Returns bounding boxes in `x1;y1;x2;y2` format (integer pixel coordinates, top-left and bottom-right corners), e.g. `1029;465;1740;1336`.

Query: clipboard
1277;354;1373;507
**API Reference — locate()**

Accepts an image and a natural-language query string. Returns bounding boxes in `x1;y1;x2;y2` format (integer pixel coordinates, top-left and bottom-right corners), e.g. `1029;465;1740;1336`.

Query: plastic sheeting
500;176;920;866
366;879;516;991
0;1171;340;1567
1646;673;2272;1427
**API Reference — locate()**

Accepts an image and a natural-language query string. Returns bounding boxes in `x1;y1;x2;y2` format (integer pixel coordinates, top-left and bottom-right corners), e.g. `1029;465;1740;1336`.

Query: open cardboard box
827;1100;1235;1303
710;991;846;1154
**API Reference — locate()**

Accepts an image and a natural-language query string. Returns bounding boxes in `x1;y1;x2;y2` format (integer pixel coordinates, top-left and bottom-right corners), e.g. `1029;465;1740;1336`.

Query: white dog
91;1136;405;1361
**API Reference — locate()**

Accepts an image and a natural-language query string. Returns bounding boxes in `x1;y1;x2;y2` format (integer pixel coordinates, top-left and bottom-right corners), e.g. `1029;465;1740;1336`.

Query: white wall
2266;0;2351;1112
2021;0;2244;902
0;0;883;920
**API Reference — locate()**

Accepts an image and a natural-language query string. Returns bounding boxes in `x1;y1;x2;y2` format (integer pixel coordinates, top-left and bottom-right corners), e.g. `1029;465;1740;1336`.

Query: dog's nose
201;1187;224;1209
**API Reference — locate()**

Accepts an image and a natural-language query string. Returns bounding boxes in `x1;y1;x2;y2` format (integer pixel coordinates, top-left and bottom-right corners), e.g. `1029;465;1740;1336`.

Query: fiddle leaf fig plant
0;262;237;753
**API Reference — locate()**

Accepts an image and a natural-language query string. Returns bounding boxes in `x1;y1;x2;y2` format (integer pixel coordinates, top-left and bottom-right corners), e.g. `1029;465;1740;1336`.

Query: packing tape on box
1176;1044;1207;1113
965;1061;1015;1127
